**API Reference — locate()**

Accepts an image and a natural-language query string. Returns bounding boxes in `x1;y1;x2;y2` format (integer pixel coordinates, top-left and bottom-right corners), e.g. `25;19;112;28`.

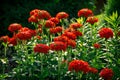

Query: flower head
56;12;69;19
98;28;113;39
45;20;55;28
50;41;67;51
70;23;82;29
8;23;22;32
68;60;90;73
34;44;50;54
99;68;114;80
86;16;98;24
49;17;60;24
93;43;101;49
78;8;93;18
89;67;98;74
0;36;10;43
62;32;76;40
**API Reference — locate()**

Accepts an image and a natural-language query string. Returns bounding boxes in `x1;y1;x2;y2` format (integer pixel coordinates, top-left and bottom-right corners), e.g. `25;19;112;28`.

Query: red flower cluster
67;39;76;48
34;44;50;54
0;36;10;43
68;60;90;73
45;20;55;28
98;28;113;39
8;37;17;46
89;67;98;74
86;16;98;24
8;23;22;32
56;12;69;19
28;9;51;22
54;36;69;43
62;32;76;40
50;26;63;34
93;43;101;49
70;23;82;29
16;27;36;40
49;17;60;24
72;31;83;37
99;68;114;80
50;41;67;51
78;8;93;18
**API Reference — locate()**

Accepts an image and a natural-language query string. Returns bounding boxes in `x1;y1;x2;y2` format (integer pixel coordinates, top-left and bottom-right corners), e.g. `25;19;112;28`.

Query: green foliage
104;0;120;16
0;0;96;36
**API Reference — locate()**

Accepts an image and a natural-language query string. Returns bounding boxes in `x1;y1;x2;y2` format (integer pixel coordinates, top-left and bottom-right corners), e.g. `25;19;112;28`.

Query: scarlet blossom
8;37;17;46
55;26;63;33
19;27;30;32
89;67;98;74
49;17;60;24
86;16;98;24
67;39;76;48
30;9;51;20
56;12;69;19
68;60;90;73
99;68;114;80
0;36;10;43
30;9;40;16
16;31;32;40
78;8;93;18
93;43;101;49
45;20;55;28
28;15;38;23
54;36;69;43
50;26;63;34
50;41;67;51
39;10;51;19
70;23;82;29
34;44;50;54
64;28;75;33
72;31;83;37
8;23;22;32
98;28;113;39
62;32;76;40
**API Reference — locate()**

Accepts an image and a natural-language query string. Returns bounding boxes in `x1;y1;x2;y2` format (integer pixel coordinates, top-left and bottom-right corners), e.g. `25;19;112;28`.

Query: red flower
99;68;114;80
8;37;17;46
30;9;51;20
30;9;40;16
16;31;32;40
56;12;69;19
34;44;50;54
54;36;69;43
93;43;101;49
78;8;93;18
68;60;90;73
8;23;22;32
50;26;63;34
45;20;55;28
67;39;76;48
28;15;38;23
72;31;83;37
70;23;82;29
49;17;60;24
86;16;98;24
0;36;10;43
98;28;113;39
62;32;76;40
89;67;98;74
50;41;67;51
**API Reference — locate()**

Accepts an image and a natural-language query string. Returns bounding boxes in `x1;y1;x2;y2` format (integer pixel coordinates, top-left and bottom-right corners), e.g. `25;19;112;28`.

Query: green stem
40;53;43;79
58;51;62;80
